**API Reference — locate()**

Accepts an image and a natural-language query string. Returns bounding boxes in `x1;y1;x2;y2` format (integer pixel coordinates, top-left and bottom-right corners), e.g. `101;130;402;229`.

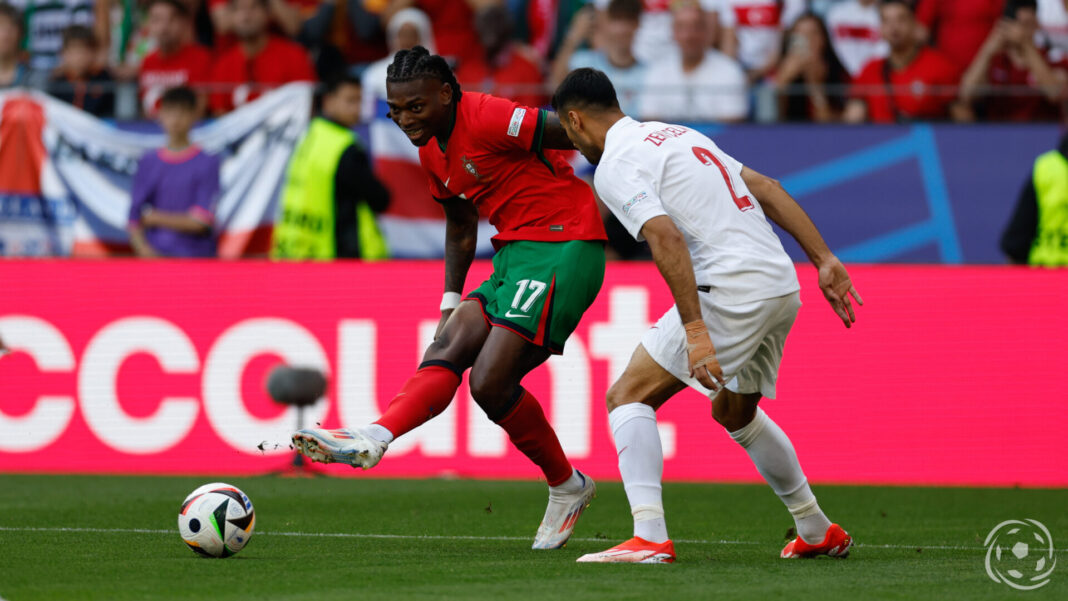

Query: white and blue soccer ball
177;482;256;558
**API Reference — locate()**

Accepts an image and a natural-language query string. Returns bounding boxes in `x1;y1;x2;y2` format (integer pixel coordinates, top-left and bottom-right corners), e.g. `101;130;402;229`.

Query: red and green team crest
462;155;481;180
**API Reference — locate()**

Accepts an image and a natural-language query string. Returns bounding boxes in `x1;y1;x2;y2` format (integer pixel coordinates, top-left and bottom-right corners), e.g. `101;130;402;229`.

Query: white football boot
291;428;387;469
531;471;596;549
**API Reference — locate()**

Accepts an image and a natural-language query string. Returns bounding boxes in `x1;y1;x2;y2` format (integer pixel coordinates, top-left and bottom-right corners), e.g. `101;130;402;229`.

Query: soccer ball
177;482;256;558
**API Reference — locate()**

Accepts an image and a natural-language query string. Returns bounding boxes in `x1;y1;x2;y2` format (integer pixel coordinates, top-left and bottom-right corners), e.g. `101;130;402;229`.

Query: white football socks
362;424;395;444
609;403;669;544
728;407;832;544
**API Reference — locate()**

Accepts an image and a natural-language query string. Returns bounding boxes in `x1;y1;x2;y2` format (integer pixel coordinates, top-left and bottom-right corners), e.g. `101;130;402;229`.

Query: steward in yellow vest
272;76;390;259
1002;135;1068;266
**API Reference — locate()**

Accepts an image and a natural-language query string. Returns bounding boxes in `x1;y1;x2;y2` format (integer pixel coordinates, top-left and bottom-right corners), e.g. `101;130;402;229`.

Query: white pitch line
2;525;1066;553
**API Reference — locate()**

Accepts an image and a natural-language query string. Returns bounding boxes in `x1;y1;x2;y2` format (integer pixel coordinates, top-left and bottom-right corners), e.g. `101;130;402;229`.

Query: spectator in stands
410;0;485;68
588;0;717;66
1001;132;1068;266
915;0;1004;74
843;0;958;124
7;0;98;83
271;76;390;260
140;0;212;117
775;12;850;122
826;0;887;78
209;0;315;114
49;26;115;117
960;0;1067;122
210;0;302;42
298;0;388;68
639;0;747;122
0;4;28;87
718;0;805;82
551;0;645;117
361;7;435;121
95;0;151;74
455;3;546;108
129;86;220;258
1038;0;1068;52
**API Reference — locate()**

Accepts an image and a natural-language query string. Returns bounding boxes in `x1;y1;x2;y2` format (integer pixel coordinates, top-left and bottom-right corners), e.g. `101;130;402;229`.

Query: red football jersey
985;47;1068;122
208;36;315;114
850;47;958;123
915;0;1002;71
418;92;606;248
139;44;212;116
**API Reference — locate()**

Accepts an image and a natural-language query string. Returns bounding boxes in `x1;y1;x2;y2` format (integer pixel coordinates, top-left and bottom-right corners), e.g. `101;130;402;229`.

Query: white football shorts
640;291;802;399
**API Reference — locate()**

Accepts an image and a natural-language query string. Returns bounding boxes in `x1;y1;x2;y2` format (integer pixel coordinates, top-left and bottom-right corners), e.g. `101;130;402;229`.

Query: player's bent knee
423;329;479;369
468;368;512;420
712;391;760;432
605;381;641;412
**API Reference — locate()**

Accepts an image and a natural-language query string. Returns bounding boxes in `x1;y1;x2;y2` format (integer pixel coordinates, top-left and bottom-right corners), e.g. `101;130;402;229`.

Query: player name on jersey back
594;117;800;306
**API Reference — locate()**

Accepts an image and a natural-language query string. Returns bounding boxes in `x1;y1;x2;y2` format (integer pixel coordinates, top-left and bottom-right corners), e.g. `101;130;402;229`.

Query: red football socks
496;389;573;486
374;362;462;438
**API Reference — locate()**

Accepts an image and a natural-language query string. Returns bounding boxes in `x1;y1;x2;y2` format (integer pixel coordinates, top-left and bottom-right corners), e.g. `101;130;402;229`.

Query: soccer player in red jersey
293;46;608;550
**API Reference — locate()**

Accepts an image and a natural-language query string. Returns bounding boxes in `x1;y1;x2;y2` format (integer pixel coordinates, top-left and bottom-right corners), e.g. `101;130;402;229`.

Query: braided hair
386;46;462;100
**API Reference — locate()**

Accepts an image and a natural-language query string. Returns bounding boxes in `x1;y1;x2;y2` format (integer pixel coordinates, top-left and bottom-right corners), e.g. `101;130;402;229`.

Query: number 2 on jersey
512;279;547;312
691;146;754;212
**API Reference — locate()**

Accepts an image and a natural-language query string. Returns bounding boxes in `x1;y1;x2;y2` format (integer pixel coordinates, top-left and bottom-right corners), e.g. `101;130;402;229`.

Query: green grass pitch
0;475;1065;600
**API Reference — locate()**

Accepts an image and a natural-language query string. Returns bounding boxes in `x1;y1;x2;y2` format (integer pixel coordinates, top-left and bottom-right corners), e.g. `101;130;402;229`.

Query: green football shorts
467;240;605;354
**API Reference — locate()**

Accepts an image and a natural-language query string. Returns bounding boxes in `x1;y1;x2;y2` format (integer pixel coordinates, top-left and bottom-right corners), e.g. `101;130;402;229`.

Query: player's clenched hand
817;256;863;328
435;309;454;340
684;320;725;391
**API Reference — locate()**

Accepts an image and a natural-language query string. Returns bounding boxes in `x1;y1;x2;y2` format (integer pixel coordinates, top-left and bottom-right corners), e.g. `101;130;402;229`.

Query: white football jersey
1039;0;1068;53
826;0;889;77
716;0;806;70
594;116;799;306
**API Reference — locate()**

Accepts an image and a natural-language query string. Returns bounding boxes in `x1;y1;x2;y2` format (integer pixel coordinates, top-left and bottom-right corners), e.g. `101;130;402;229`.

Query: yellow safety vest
1030;150;1068;266
271;117;389;260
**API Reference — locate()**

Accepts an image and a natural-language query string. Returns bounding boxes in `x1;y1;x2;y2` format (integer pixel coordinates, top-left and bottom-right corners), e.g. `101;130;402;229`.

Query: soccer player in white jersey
551;68;863;563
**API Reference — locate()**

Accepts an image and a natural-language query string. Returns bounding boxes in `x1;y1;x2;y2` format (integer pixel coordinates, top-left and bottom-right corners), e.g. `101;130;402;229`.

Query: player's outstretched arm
741;166;863;328
640;215;725;390
438;197;480;337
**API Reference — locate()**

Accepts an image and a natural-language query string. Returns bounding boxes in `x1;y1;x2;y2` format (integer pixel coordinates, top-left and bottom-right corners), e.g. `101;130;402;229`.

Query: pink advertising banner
1;261;1065;486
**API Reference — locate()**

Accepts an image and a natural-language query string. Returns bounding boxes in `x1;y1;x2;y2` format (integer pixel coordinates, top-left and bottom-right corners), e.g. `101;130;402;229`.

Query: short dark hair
606;0;642;21
61;25;98;49
0;4;24;38
386;45;462;99
879;0;914;13
322;74;361;97
1005;0;1037;17
551;68;620;114
160;86;198;110
147;0;190;18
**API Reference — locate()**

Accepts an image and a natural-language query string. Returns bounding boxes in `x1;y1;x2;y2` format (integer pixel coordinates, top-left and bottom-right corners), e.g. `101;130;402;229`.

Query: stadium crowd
1;0;1065;264
0;0;1062;124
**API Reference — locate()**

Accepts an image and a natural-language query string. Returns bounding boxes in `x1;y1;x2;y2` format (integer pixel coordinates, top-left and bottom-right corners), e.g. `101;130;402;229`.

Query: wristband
440;291;462;311
683;319;708;338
